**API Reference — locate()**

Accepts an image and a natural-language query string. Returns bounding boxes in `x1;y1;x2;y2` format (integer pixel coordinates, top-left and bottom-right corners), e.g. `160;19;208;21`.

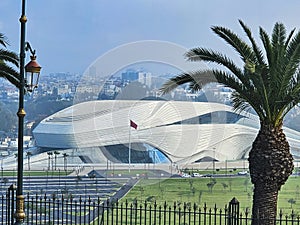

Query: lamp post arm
25;42;36;57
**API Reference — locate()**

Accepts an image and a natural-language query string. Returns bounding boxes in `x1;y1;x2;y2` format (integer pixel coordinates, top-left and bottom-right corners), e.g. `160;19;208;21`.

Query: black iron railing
2;185;300;225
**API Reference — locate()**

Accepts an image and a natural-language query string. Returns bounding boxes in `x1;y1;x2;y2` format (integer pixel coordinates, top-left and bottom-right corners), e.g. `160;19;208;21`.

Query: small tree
296;185;300;199
159;186;165;199
191;187;196;196
188;179;194;189
198;190;203;204
221;182;228;191
207;179;217;193
139;186;144;201
288;198;296;209
228;177;233;192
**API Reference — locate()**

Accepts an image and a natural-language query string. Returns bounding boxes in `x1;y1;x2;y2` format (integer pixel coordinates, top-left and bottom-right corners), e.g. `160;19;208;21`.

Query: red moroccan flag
130;120;138;129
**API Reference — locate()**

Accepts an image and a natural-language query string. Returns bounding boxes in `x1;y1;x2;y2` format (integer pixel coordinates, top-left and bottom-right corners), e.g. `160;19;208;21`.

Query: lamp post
212;147;216;175
15;0;41;224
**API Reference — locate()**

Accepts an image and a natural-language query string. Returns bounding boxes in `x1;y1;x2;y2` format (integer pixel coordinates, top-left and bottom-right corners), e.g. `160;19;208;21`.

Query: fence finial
9;184;17;191
230;197;239;204
228;197;240;225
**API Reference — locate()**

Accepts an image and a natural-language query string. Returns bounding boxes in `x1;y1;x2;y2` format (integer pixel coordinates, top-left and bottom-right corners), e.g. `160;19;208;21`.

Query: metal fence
2;185;300;225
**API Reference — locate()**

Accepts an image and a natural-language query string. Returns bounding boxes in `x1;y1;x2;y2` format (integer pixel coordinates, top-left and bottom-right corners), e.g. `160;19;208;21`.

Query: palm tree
63;153;69;174
161;20;300;225
47;152;53;171
26;151;32;171
0;33;19;87
54;150;60;170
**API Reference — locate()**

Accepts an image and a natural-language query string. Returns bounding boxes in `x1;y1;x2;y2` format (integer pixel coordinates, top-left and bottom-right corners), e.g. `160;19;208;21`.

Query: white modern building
33;100;300;164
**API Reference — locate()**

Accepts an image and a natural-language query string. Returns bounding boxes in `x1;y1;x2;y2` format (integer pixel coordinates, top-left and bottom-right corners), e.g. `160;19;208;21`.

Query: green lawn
122;175;300;213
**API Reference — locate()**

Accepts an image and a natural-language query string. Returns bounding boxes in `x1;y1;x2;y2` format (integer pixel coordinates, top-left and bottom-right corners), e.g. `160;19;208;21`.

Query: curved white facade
33;100;300;163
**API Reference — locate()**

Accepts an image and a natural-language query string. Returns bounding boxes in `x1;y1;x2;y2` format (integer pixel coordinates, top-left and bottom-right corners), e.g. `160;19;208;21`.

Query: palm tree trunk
249;123;294;225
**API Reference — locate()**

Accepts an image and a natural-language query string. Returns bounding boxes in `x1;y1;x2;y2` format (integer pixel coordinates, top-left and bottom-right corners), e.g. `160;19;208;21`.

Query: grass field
122;175;300;213
3;169;299;214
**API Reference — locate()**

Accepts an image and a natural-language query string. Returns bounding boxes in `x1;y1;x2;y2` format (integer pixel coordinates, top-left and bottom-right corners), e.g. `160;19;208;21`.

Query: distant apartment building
138;72;152;87
121;70;138;82
98;79;122;99
58;85;70;95
76;84;101;94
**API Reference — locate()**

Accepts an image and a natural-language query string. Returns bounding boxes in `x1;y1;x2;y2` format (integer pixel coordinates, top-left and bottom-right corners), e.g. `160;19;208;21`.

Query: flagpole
129;120;137;174
128;123;131;173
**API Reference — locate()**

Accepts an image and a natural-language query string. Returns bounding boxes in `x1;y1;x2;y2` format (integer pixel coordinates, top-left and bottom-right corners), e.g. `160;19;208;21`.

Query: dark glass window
170;111;245;125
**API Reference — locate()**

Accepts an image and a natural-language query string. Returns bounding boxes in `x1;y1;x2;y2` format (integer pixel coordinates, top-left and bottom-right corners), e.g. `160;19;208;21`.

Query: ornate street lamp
25;43;41;92
15;0;41;224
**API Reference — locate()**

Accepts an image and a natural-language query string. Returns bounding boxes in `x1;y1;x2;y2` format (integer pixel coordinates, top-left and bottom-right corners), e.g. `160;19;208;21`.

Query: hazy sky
1;0;300;76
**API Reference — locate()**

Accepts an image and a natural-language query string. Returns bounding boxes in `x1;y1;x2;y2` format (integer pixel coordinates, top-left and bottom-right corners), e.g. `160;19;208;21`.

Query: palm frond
288;81;300;102
285;28;296;48
268;27;300;116
0;33;20;88
211;25;255;63
291;69;300;87
270;23;287;80
0;33;8;48
284;31;300;78
185;48;249;86
231;92;252;113
260;27;273;69
0;49;19;66
211;69;265;118
239;20;265;65
159;70;216;95
274;95;298;126
259;27;276;94
0;63;20;88
272;23;286;48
